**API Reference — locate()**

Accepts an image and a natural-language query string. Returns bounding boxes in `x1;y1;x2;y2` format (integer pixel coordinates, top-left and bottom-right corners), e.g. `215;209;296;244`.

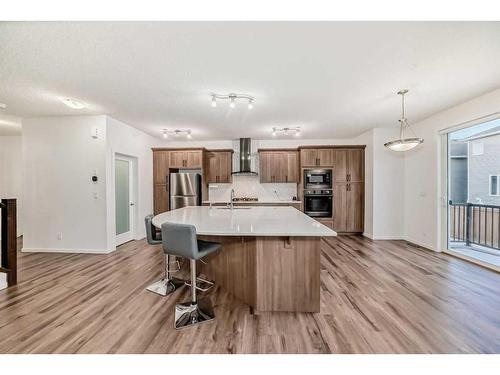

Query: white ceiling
1;22;500;139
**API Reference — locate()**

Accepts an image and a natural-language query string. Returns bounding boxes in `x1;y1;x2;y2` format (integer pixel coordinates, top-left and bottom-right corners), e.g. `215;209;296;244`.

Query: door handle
130;202;135;206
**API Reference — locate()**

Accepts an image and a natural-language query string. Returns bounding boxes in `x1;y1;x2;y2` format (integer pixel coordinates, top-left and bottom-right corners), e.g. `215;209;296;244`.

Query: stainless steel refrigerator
169;172;202;210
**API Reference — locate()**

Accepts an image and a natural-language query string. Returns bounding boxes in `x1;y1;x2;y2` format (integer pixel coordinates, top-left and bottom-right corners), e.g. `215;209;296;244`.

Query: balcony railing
449;201;500;251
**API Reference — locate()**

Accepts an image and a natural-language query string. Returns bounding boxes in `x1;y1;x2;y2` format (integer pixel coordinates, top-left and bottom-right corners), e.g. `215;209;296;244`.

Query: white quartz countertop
153;206;336;237
202;200;302;204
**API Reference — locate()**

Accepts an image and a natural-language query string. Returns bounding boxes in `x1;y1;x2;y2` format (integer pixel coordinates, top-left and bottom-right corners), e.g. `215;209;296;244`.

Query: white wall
21;115;162;254
105;117;163;251
0;136;23;236
372;128;405;239
22;116;109;253
404;88;500;251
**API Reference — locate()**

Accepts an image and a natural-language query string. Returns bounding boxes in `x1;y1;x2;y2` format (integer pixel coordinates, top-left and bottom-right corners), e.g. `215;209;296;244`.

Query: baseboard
22;247;116;254
403;237;436;252
372;235;405;240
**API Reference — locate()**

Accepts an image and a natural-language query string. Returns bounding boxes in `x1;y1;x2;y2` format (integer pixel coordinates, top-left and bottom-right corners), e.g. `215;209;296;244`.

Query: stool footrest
166;260;181;273
185;276;214;292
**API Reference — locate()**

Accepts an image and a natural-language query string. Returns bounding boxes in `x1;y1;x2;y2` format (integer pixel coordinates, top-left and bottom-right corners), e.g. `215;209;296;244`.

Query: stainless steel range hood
232;138;258;176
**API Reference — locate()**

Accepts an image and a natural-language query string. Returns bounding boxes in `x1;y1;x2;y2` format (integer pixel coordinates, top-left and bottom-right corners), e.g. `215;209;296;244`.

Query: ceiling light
210;93;255;110
0;103;6;109
384;89;423;152
161;129;192;139
272;127;301;137
61;98;86;109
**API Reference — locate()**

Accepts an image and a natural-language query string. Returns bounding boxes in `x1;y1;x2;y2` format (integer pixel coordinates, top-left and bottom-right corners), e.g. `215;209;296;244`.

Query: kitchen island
153;206;336;313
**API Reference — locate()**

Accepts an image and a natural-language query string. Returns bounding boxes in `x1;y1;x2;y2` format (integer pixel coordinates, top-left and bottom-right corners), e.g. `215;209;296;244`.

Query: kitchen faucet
229;189;235;209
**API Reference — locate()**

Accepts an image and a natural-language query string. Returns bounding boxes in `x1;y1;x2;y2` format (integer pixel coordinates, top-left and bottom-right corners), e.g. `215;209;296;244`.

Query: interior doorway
115;154;137;246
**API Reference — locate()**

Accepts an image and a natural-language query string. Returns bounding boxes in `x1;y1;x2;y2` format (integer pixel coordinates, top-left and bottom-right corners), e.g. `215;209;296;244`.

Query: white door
115;156;135;246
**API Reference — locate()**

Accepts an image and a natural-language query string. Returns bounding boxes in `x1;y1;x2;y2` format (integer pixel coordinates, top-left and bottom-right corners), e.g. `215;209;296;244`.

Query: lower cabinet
154;183;169;215
333;182;363;233
317;218;334;229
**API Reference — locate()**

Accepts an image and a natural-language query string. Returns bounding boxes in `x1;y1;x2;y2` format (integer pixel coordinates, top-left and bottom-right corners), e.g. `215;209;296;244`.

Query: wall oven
304;169;332;189
304;189;333;218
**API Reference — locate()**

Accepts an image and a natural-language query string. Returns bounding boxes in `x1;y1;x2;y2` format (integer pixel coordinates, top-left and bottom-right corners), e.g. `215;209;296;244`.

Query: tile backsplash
208;175;298;201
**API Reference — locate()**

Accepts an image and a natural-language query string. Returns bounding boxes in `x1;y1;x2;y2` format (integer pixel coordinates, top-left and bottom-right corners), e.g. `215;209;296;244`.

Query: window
472;141;484;155
490;175;500;196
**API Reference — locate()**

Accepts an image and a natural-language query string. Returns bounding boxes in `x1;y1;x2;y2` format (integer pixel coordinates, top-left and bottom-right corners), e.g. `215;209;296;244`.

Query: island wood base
198;236;320;313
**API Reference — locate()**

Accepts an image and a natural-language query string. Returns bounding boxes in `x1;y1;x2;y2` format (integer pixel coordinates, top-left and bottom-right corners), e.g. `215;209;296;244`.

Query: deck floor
1;236;499;354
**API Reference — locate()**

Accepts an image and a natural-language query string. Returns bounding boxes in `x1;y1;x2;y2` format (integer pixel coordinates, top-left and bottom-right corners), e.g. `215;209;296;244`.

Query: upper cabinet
206;150;233;183
333;149;364;182
169;150;203;168
259;150;299;183
153;151;170;184
300;148;334;167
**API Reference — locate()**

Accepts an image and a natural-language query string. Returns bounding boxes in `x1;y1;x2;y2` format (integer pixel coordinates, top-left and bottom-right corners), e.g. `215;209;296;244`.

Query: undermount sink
215;206;252;210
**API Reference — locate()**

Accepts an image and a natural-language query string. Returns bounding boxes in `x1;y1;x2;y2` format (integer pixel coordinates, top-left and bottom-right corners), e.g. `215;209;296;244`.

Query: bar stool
161;222;220;329
144;215;184;296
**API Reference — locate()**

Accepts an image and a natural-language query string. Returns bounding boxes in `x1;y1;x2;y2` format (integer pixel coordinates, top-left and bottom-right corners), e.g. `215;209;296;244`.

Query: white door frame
115;154;137;246
438;112;500;252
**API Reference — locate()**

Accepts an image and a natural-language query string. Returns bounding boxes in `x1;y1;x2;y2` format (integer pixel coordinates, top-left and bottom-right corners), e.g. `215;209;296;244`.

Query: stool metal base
146;277;185;296
174;298;215;329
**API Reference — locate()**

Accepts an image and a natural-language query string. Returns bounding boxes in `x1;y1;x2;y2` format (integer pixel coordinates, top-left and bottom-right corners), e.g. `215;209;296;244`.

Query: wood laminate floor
0;236;499;354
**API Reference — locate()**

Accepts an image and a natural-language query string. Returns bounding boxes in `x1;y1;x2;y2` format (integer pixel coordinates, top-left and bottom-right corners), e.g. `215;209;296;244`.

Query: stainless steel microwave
304;169;332;189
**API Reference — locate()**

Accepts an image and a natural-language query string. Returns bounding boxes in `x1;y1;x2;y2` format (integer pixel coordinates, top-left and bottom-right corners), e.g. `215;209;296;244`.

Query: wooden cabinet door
154;184;169;214
153;151;169;184
333;183;347;232
272;153;287;182
300;149;318;167
186;151;202;168
285;151;299;183
346;182;364;232
169;151;186;168
259;152;274;183
217;152;232;183
317;219;334;229
347;149;364;182
206;152;219;183
333;150;348;182
317;149;334;167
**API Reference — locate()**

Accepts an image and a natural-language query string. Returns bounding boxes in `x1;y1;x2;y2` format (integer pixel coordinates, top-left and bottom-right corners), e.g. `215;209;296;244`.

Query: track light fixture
210;93;255;110
272;127;301;137
162;129;193;139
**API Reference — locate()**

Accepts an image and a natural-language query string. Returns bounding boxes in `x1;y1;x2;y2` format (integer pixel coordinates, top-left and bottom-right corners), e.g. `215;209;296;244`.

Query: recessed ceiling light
61;98;86;109
0;102;6;109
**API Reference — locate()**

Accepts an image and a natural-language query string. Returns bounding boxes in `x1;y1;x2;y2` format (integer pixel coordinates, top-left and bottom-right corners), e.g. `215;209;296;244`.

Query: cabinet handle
286;175;288;182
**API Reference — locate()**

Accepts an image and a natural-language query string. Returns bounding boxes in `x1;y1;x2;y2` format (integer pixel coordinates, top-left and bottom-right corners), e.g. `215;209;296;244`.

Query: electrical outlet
57;232;63;240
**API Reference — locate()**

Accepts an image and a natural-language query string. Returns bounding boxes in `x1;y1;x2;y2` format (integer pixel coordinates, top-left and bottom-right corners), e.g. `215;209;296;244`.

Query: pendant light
384;89;423;152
